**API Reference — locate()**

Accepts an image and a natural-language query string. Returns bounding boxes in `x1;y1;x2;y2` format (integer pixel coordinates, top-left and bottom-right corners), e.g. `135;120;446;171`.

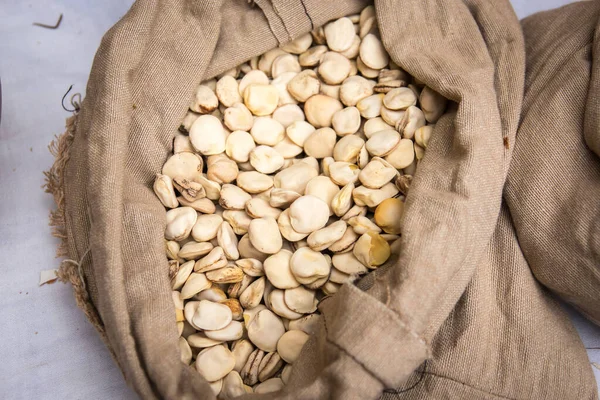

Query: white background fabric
0;0;597;398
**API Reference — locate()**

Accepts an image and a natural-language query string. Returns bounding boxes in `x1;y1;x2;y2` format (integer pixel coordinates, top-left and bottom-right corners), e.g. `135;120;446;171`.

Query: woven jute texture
45;0;599;398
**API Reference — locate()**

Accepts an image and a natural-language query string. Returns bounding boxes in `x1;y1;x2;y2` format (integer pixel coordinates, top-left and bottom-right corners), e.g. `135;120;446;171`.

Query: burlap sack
44;0;598;399
504;1;600;327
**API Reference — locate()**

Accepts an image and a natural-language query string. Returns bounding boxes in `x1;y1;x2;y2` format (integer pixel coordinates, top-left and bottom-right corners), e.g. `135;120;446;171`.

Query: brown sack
504;1;600;326
44;0;597;399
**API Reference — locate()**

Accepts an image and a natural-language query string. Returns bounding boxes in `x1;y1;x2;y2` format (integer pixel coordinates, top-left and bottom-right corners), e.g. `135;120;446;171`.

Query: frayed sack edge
43;115;117;360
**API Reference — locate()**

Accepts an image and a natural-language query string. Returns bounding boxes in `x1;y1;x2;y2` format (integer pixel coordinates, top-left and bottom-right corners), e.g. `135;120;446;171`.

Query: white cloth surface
0;0;597;399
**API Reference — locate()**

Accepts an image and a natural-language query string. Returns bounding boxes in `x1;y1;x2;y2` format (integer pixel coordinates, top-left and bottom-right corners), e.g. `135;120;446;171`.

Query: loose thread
61;85;81;113
60;248;91;291
383;360;428;396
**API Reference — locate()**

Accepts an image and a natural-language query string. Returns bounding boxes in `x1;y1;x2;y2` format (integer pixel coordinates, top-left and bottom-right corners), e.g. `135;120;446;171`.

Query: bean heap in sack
157;7;447;396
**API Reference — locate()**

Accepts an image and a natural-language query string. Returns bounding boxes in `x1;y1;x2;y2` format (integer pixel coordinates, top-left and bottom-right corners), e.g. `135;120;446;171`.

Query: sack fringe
43;115;117;361
43;116;76;258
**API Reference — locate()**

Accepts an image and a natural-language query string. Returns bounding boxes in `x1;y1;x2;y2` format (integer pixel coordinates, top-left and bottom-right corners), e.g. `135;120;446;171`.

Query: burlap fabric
44;0;599;399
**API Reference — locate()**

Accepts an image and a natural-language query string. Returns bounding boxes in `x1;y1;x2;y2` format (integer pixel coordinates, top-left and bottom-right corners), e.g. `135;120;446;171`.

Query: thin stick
33;13;63;29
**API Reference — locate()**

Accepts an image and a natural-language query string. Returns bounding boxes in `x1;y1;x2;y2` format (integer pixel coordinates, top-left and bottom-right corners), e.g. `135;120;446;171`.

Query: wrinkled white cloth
0;0;596;399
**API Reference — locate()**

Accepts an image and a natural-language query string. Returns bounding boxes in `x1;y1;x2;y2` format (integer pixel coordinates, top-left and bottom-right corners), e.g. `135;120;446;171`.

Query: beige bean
414;125;433;148
249;217;283;255
173;133;194;154
329;162;360;186
219;184;252;210
357;93;384;119
205;321;244;342
277;209;309;242
359;32;388;69
178;196;216;214
195;345;236;382
178;241;214;260
247;309;286;352
331;251;368;274
347;215;382;235
331;106;361;136
238;234;269;262
359;157;397;189
224;103;254;132
340;75;375;107
288;313;321;335
221;371;246;399
287;70;321;103
331;182;355;217
324;17;355;51
187;331;223;348
207;158;239;185
272;104;305;128
385;138;415;169
216;75;242;107
218;221;239;260
280;33;313;54
277;330;310;363
304;95;343;128
383;87;417;111
396;106;425;139
249;145;285;174
244;83;279;116
240;277;266;309
420;86;447;123
352;182;399;207
239;70;269;95
353;231;391;268
258;48;288;76
235;258;264;277
356;56;380;78
307;220;347;251
190;84;218;114
225;130;256;163
179;111;200;133
254;378;284;394
339;35;361;59
319;83;341;100
206;264;245;284
319;52;351;85
154;174;179;208
165;207;197;241
365;129;400;156
269;188;301;209
189;115;227;155
381;106;405;127
374;197;404;234
162;152;203;183
333;134;365;163
286;120;316;147
222;210;252;235
272;54;301;78
232;340;255;373
171;260;194;290
298;45;328;67
303;127;337;159
290;247;331;285
195;286;228;303
284;286;318;314
268;289;303;320
258;352;284;382
236;171;274;194
250;116;285;146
